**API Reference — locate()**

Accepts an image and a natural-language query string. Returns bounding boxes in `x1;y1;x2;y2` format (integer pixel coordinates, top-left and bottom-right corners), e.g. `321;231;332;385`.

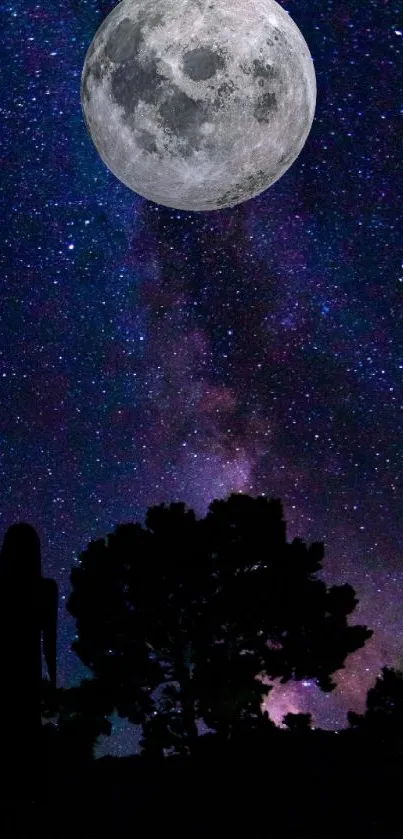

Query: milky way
1;0;402;754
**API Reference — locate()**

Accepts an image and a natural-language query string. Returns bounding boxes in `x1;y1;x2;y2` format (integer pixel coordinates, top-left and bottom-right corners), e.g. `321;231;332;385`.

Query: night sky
1;0;402;755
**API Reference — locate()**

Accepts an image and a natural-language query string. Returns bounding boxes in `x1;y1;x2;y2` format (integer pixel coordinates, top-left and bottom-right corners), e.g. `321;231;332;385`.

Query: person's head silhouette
0;522;42;582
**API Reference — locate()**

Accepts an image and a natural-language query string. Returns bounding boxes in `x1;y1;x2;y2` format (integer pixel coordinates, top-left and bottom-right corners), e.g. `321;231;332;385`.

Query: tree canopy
68;493;373;755
348;666;403;747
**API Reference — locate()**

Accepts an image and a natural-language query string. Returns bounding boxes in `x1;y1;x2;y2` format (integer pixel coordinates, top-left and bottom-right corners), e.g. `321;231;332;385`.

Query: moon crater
81;0;316;211
182;46;227;81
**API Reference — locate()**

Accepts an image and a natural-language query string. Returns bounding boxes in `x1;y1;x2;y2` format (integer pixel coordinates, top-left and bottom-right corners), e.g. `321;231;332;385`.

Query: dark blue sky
1;0;402;753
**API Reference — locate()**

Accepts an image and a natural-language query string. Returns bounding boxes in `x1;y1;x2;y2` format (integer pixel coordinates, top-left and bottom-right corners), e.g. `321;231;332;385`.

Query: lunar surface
81;0;316;211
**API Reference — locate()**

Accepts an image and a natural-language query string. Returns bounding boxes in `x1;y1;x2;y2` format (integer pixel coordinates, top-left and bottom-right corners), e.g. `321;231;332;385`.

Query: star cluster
1;0;402;751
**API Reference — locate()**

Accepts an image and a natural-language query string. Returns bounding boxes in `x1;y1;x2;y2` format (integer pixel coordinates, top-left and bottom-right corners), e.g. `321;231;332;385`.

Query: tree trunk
181;686;199;754
176;654;198;755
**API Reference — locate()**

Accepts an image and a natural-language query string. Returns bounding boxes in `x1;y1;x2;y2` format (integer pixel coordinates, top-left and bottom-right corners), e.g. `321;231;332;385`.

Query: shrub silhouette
68;493;373;756
41;678;114;761
283;712;313;732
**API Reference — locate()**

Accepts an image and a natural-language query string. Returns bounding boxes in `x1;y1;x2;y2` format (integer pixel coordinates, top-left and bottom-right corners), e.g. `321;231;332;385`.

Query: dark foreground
1;729;402;837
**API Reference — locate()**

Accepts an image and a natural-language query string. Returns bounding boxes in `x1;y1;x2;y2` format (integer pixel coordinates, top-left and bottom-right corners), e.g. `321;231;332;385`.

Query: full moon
81;0;316;211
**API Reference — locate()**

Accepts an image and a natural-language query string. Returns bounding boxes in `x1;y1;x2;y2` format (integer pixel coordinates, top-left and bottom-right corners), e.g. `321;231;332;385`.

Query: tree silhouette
348;666;403;749
68;493;373;756
0;522;58;802
139;708;184;759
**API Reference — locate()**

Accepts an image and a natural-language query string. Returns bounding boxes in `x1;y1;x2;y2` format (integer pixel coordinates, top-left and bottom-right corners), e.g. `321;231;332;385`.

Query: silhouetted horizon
0;502;402;833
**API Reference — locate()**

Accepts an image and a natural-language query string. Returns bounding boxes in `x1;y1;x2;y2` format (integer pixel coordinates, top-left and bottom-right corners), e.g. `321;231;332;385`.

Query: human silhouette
0;522;58;802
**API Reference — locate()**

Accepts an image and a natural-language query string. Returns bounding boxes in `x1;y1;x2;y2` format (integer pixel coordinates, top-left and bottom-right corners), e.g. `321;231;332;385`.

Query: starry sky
1;0;402;754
